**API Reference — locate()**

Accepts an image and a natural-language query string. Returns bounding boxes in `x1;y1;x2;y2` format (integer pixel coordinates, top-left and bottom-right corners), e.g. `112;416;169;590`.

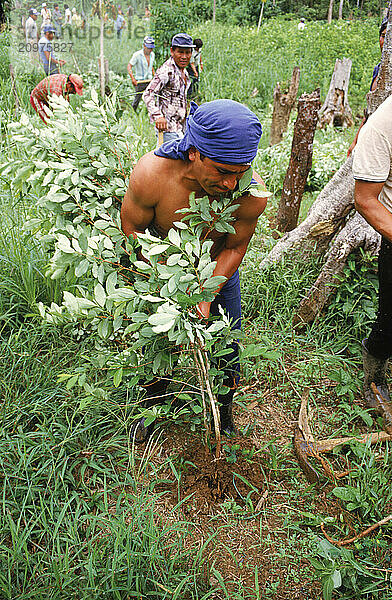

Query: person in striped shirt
30;73;83;123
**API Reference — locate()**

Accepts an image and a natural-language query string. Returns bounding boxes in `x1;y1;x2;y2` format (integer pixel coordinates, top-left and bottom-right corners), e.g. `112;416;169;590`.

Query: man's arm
127;61;137;86
354;180;392;242
142;68;169;130
120;156;158;238
198;193;267;318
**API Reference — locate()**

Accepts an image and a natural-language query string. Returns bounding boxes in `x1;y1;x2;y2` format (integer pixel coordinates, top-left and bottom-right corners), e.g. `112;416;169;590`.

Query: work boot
129;378;168;444
362;340;392;434
218;387;237;437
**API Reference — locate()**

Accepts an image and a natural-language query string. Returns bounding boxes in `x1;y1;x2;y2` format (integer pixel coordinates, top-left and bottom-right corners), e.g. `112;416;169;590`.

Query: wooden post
9;65;20;113
99;0;105;97
338;0;344;19
318;58;353;128
257;0;266;34
327;0;334;24
274;89;321;234
269;66;300;146
98;57;110;95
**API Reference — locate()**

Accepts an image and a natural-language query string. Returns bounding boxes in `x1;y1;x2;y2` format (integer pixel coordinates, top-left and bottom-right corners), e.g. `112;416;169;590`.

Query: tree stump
274;89;321;233
261;6;392;325
269;66;300;146
319;58;354;128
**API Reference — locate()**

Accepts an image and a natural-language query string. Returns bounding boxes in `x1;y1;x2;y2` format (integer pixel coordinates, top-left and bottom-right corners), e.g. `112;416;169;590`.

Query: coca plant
2;91;265;454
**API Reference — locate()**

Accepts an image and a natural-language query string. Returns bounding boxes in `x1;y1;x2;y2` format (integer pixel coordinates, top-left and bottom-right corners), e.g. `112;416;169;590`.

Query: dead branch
321;514;392;547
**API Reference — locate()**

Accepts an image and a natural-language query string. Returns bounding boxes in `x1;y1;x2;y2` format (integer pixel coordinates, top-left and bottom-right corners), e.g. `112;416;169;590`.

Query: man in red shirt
30;73;83;123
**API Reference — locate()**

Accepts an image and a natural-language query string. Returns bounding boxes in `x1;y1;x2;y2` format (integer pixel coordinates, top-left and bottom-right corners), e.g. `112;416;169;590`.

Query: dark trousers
186;66;199;97
43;64;59;75
132;81;149;111
210;269;241;385
366;237;392;360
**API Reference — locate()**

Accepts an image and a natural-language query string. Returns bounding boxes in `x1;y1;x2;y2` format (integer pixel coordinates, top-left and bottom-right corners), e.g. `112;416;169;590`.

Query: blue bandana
155;100;262;165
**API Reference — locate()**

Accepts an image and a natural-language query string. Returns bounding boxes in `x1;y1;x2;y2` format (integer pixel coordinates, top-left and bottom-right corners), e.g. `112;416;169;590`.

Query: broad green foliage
2;93;246;427
196;19;380;113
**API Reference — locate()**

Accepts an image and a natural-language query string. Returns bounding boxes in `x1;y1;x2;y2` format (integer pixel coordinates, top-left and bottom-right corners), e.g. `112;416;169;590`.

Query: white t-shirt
352;94;392;214
26;16;37;41
41;7;51;24
64;8;72;24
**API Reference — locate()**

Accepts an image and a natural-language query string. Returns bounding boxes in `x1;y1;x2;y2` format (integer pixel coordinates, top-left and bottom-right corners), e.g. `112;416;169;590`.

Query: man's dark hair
193;38;203;48
64;4;69;7
66;76;75;92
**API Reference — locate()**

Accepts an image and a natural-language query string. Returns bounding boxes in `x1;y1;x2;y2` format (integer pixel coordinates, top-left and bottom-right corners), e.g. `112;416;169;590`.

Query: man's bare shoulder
129;151;172;206
236;192;267;221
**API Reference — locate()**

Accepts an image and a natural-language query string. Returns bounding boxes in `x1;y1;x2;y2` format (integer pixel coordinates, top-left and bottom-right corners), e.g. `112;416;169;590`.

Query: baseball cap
30;8;38;15
43;24;56;33
69;74;84;96
42;2;46;6
143;35;155;48
171;33;195;48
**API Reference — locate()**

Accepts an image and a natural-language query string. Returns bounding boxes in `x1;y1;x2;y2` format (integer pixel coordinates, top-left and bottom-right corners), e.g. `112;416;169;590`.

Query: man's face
32;13;37;19
190;150;250;196
170;46;192;69
46;31;54;40
380;29;386;51
143;44;153;55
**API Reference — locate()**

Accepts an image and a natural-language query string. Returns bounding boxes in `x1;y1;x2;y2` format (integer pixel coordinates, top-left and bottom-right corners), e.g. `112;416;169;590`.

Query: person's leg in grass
210;269;241;436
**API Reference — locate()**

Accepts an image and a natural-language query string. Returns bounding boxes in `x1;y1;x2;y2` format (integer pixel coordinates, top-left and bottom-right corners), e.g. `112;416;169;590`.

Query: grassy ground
1;14;392;600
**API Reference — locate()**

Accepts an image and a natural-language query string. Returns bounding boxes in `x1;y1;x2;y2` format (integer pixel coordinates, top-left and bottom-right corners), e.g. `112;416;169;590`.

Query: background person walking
38;25;66;75
40;2;51;33
127;35;155;111
114;7;125;40
25;8;39;63
143;33;194;144
53;4;63;38
187;38;203;98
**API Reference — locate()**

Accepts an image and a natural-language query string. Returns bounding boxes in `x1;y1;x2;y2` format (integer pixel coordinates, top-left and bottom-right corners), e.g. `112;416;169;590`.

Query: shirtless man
121;99;265;442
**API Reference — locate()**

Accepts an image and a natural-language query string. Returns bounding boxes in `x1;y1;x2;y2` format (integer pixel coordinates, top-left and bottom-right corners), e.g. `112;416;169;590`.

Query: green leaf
322;576;334;600
97;319;110;339
238;167;253;192
332;486;359;503
113;367;123;388
203;276;227;290
151;320;175;333
94;283;106;307
148;244;170;256
148;312;176;326
173;221;188;229
168;228;182;246
331;570;342;588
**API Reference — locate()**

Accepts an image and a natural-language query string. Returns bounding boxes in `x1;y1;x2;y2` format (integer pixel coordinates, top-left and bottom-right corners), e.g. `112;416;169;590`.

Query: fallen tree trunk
294;212;380;325
274;89;320;233
261;156;356;269
269;66;300;146
261;5;392;324
319;58;354;128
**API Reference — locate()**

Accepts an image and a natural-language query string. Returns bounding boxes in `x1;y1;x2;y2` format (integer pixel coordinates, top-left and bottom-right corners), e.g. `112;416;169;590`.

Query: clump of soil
162;434;269;510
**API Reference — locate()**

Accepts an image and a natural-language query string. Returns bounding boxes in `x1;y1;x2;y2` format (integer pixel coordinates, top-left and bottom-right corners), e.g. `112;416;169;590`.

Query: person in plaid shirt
143;33;194;144
30;73;83;123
